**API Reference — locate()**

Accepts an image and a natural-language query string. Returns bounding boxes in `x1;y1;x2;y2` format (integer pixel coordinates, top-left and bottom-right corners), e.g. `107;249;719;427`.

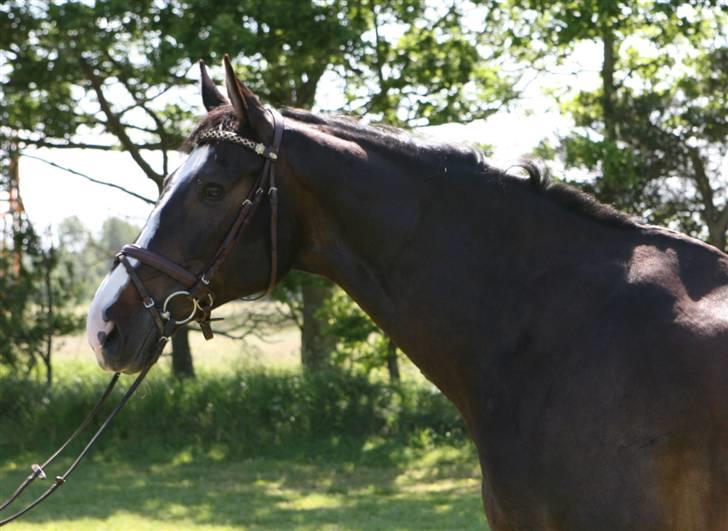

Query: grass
1;319;489;529
49;301;430;381
1;445;487;530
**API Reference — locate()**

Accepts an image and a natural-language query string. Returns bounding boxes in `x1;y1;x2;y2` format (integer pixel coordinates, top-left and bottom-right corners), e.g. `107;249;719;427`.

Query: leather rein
0;108;285;527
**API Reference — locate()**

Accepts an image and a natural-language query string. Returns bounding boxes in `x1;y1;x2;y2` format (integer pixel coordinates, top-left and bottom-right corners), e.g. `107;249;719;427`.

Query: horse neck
288;129;621;408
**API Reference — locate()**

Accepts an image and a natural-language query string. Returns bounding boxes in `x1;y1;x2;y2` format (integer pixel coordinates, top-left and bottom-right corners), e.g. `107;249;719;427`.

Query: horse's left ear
199;60;227;111
223;54;274;142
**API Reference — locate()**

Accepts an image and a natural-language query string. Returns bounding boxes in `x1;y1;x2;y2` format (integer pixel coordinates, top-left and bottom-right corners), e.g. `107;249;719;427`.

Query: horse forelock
181;105;240;152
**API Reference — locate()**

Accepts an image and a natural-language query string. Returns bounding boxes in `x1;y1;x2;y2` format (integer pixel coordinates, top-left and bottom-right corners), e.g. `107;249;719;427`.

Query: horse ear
199;60;227;111
222;54;274;141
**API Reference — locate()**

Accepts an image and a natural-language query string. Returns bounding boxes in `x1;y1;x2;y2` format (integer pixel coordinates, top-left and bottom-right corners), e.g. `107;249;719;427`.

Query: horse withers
87;56;728;530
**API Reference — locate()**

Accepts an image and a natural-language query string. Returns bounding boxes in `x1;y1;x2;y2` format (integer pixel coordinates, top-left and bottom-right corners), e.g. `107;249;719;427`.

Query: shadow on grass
0;444;488;530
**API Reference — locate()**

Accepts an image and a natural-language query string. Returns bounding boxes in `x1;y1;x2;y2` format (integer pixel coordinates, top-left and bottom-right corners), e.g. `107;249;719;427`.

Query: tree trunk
600;17;618;184
386;337;400;383
43;248;54;387
300;280;336;372
7;150;23;275
601;27;617;145
171;328;195;378
706;219;727;252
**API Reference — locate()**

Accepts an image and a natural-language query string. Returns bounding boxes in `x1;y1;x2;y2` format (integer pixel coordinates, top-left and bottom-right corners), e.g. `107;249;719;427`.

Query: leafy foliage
0;156;82;381
323;288;394;375
337;1;518;126
0;0;522;378
514;1;728;247
0;367;465;459
56;215;140;299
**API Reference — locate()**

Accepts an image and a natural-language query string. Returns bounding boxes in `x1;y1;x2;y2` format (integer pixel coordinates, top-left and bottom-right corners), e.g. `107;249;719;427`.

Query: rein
0;108;285;526
0;325;170;528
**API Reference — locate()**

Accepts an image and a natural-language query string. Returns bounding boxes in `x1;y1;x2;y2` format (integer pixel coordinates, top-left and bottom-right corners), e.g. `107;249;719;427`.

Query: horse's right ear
199;60;227;111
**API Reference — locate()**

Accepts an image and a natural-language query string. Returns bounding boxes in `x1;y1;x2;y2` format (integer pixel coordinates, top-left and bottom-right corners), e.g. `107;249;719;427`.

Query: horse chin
123;326;160;374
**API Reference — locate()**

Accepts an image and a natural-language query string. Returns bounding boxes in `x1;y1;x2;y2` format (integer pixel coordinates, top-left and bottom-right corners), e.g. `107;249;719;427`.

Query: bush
0;368;466;461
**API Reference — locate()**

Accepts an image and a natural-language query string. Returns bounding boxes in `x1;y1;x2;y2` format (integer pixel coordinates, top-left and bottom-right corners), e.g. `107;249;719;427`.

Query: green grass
1;325;489;529
1;445;487;530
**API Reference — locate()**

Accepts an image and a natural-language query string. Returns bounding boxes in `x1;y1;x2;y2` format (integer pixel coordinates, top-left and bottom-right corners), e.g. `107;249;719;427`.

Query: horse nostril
100;325;120;357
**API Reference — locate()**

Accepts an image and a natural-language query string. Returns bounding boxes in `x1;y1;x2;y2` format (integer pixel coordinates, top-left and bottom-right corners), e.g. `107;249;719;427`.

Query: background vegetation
0;1;726;529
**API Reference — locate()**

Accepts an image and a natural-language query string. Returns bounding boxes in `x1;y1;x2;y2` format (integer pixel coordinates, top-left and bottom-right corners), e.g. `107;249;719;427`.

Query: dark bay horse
86;57;728;530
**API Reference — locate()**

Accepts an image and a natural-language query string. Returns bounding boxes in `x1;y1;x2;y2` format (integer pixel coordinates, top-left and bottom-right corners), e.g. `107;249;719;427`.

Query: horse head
86;56;300;373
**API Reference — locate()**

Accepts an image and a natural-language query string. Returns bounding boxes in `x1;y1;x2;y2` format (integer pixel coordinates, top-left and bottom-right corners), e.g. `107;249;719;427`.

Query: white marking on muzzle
86;263;130;367
86;146;211;368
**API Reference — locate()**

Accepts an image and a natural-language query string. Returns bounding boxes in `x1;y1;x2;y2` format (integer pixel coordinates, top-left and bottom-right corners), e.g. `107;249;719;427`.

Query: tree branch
138;102;170;176
688;146;716;217
13;136;166;151
21;153;156;204
102;53;174;176
367;0;389;113
78;57;164;190
191;306;295;342
7;136;117;151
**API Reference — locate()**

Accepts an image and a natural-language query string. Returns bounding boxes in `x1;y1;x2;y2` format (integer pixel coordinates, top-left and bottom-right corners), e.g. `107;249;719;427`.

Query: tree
1;0;198;376
1;0;521;375
339;0;518;126
0;147;81;384
515;1;727;248
57;216;140;300
322;287;402;382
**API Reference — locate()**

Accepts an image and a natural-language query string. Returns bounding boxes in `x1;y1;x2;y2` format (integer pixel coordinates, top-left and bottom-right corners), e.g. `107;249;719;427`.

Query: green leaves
0;200;82;380
340;1;518;126
512;0;727;246
1;0;523;379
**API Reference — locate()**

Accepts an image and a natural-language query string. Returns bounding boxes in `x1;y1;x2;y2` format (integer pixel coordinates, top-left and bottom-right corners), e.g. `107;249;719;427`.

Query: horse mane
509;161;636;228
284;108;637;229
184;106;637;229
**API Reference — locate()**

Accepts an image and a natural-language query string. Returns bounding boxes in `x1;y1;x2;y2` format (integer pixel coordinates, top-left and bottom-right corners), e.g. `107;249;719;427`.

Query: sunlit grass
2;306;485;529
1;444;487;530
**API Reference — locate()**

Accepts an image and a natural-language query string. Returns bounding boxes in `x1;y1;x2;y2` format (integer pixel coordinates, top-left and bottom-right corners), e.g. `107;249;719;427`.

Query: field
1;447;485;530
0;318;489;530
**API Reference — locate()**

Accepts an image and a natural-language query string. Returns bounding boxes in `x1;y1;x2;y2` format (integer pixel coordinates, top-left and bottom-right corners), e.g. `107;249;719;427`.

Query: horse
86;56;728;530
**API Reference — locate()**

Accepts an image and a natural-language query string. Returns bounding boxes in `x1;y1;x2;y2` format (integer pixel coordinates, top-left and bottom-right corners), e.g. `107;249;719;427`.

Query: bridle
0;108;285;527
116;106;284;341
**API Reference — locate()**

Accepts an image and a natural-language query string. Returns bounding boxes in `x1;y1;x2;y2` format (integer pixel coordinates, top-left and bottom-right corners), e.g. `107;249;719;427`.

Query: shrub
0;368;466;461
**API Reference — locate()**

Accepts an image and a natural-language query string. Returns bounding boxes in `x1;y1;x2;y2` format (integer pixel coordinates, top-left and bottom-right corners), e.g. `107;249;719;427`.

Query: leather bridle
116;106;284;342
0;108;285;527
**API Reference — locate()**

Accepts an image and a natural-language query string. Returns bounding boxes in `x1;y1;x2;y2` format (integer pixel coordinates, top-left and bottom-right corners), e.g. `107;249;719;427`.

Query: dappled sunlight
1;449;488;530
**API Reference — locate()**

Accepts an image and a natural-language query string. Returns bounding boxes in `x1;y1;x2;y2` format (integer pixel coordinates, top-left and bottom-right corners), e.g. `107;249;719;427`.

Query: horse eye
203;183;225;201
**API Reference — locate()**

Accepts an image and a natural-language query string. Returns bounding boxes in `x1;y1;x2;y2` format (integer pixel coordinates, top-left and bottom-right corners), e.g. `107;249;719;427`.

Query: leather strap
115;107;285;340
116;254;167;334
119;245;199;289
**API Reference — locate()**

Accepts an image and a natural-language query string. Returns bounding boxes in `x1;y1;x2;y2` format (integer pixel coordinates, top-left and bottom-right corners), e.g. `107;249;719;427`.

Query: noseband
116;107;285;341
